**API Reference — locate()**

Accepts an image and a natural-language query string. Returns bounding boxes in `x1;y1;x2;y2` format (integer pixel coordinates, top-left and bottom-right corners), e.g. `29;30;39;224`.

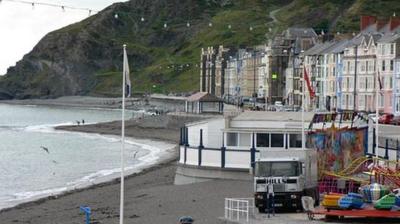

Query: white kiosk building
177;111;314;182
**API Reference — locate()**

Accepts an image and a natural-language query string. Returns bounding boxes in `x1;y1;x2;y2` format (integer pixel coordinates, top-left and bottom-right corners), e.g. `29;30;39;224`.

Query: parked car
274;101;283;107
368;114;377;123
378;113;394;124
390;116;400;125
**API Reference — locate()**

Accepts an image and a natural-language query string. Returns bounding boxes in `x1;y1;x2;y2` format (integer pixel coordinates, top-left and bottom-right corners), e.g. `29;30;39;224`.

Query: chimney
389;16;400;31
360;15;377;31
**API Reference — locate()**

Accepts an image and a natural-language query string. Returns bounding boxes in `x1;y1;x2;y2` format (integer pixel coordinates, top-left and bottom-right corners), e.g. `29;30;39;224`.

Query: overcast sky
0;0;125;75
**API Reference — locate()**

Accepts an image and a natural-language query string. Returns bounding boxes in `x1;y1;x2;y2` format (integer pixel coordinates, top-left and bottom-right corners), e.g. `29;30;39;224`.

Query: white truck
253;149;318;212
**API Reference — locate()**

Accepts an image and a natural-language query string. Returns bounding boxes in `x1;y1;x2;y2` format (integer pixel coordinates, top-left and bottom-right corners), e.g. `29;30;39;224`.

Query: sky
0;0;126;75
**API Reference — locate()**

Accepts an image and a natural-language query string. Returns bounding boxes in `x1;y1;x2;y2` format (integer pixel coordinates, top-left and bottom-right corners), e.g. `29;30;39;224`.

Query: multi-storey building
199;45;231;98
342;33;381;112
281;28;318;106
303;42;336;111
330;40;350;112
377;33;400;114
395;58;400;115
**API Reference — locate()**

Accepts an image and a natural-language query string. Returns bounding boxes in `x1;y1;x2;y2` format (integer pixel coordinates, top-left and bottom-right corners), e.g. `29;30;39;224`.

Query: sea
0;103;174;209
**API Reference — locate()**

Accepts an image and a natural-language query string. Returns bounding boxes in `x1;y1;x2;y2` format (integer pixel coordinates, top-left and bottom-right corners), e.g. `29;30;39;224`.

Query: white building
179;111;313;170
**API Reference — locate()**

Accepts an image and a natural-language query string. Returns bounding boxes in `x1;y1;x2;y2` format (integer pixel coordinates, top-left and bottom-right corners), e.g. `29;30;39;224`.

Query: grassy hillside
1;0;400;99
100;0;285;95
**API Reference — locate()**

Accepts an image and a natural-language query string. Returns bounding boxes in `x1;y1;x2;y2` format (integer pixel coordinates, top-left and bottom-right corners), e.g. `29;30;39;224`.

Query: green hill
0;0;399;99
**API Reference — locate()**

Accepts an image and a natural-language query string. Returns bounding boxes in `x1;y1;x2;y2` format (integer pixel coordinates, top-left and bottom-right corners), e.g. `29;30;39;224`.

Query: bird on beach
40;146;50;154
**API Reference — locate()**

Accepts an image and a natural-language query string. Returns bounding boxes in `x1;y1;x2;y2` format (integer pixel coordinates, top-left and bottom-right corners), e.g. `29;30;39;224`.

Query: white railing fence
224;198;255;223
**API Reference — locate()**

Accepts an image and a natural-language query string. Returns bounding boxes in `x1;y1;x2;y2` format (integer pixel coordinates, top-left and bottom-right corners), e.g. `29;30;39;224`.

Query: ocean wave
0;137;176;210
24;122;74;133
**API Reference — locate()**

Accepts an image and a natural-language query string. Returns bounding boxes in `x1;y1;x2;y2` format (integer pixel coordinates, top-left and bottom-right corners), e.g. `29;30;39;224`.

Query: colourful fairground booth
306;111;400;220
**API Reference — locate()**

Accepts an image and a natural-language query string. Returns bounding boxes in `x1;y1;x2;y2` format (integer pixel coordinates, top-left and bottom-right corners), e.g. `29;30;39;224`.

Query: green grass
6;0;400;98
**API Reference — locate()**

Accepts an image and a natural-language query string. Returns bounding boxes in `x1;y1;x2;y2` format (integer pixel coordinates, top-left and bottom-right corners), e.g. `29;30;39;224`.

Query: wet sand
0;102;244;224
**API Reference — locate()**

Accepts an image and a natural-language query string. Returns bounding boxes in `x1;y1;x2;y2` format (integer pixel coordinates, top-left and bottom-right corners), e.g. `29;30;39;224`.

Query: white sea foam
0;135;176;210
24;122;74;133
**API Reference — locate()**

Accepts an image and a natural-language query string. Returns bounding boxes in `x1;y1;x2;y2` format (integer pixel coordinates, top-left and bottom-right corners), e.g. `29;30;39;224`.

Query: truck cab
254;150;318;212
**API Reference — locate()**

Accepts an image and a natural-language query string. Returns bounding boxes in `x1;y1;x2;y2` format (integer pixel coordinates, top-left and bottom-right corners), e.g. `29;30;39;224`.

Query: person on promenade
266;183;275;218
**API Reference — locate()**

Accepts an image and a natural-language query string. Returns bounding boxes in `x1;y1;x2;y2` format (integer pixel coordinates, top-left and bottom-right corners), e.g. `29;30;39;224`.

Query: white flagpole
375;71;379;161
302;68;306;150
119;44;127;224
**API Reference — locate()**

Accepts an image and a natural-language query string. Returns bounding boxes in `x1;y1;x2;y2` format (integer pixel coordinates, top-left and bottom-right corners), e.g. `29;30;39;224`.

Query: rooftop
231;111;314;122
186;92;222;102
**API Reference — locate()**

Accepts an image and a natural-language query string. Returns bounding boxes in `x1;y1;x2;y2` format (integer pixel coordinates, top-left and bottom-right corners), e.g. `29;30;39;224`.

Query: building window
365;95;368;109
361;61;366;72
289;134;302;148
359;78;365;90
396;97;400;113
239;133;251;146
349;97;353;108
365;77;368;89
380;95;384;107
391;44;395;54
227;132;238;146
359;94;365;108
382;60;386;71
271;134;284;147
390;77;393;89
256;133;270;147
391;60;394;71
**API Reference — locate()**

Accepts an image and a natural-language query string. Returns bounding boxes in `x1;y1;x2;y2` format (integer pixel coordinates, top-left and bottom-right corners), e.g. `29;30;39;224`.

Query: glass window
391;44;395;54
256;133;269;147
271;134;284;147
255;161;300;177
289;134;302;148
382;60;386;71
227;132;238;146
239;133;251;147
391;60;394;71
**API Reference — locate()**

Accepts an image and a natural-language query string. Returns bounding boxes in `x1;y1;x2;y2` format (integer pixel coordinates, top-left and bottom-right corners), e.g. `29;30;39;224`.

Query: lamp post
354;45;358;111
253;51;258;108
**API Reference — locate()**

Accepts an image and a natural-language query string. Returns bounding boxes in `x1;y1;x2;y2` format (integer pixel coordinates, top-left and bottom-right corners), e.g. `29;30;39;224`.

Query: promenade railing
224;198;255;223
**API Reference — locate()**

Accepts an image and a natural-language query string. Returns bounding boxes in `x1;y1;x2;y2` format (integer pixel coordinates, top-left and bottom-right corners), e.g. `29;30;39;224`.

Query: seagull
133;151;139;159
40;146;50;154
52;160;58;164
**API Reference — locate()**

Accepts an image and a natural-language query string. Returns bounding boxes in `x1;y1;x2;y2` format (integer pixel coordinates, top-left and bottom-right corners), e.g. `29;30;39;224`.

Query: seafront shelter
178;111;314;172
185;92;223;114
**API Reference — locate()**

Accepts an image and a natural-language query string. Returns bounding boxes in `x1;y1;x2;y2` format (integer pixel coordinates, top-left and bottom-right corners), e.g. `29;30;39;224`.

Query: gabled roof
186;92;222;102
377;33;400;43
329;40;351;54
303;42;336;56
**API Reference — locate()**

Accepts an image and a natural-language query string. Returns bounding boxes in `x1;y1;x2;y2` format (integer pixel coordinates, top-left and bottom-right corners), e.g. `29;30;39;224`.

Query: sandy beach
2;99;400;224
1;98;241;223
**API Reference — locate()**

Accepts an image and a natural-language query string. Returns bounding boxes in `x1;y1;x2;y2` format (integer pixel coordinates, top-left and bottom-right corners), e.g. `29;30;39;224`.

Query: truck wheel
258;207;265;213
325;215;339;221
314;189;320;206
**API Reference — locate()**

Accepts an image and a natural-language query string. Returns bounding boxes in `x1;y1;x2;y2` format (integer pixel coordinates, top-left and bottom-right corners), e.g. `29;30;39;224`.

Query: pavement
220;211;400;224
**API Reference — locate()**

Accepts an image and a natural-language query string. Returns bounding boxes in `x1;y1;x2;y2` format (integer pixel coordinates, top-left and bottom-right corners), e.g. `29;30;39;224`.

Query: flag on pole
123;47;131;97
303;67;315;99
378;71;383;95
